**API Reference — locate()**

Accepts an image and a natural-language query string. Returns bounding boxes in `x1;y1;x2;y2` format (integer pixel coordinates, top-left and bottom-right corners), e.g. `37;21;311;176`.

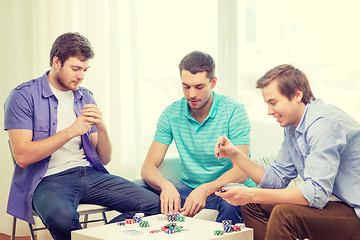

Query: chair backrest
8;140;17;167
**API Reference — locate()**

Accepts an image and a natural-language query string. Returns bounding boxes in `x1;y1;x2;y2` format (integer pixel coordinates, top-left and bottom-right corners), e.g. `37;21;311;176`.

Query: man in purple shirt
4;32;160;240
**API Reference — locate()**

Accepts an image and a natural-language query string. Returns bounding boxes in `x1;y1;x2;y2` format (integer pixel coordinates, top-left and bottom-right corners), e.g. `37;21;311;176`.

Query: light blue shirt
155;92;256;189
260;99;360;218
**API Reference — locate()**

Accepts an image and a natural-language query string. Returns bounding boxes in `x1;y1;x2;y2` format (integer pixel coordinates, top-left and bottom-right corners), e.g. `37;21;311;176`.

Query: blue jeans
134;179;243;224
32;167;160;240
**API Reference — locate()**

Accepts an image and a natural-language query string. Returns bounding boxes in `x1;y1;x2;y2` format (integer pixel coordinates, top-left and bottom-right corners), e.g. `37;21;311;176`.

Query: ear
294;88;303;103
210;77;217;89
52;56;61;69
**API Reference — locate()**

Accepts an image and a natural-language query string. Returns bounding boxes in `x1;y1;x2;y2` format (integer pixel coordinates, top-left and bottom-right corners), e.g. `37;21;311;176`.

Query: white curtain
0;0;143;234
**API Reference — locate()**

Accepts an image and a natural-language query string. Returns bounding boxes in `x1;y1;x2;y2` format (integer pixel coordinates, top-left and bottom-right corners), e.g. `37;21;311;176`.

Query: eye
196;85;204;90
183;85;190;89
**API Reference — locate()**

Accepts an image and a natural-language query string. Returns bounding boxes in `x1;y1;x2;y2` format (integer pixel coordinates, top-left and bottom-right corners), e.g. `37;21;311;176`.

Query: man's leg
214;198;243;224
32;167;86;240
266;202;360;240
81;167;161;223
242;202;360;240
241;203;276;240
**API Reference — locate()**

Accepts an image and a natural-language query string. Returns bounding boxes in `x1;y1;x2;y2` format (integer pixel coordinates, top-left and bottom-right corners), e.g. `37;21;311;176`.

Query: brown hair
256;64;315;104
49;32;94;66
179;51;215;80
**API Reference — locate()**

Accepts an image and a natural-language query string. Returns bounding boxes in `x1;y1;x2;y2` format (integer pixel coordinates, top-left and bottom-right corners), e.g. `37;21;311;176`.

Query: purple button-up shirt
4;71;108;224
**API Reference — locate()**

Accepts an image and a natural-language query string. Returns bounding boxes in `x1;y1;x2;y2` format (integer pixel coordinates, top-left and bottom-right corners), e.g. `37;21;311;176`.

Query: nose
77;70;86;79
189;88;196;99
267;105;275;115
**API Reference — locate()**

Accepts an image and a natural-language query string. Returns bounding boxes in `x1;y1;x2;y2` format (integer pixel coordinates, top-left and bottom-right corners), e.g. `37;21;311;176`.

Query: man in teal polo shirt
140;51;256;223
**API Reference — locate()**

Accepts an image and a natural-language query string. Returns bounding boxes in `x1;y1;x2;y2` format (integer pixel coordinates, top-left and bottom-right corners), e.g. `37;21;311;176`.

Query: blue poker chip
165;228;176;234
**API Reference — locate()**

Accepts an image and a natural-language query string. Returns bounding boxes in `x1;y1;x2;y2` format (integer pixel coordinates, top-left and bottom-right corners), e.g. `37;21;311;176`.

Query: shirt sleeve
228;103;250;145
260;135;299;189
154;106;173;145
298;118;346;209
4;88;34;130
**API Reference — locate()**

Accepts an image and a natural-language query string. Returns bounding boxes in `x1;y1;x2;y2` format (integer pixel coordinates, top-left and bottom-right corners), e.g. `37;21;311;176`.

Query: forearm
141;164;171;192
205;167;248;194
231;150;265;185
251;187;309;206
94;126;112;165
9;128;75;168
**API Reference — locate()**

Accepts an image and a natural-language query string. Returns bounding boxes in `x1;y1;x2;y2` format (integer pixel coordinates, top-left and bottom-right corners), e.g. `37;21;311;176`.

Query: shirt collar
290;98;315;136
184;91;218;121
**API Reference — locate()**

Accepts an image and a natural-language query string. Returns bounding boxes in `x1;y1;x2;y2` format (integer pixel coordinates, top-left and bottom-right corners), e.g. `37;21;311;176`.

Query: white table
72;214;253;240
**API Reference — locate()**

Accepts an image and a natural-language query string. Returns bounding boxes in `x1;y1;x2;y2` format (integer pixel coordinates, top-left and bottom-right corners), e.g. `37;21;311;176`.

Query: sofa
157;121;285;221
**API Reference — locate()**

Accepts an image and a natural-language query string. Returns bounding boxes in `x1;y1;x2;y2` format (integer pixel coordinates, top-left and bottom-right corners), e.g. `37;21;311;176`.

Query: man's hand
160;181;182;215
214;135;240;160
180;185;209;217
70;114;93;137
215;186;253;206
81;104;106;130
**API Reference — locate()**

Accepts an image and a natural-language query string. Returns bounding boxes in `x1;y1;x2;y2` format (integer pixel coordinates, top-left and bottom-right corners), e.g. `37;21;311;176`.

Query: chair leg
102;212;108;224
11;217;16;240
83;214;88;229
28;223;36;240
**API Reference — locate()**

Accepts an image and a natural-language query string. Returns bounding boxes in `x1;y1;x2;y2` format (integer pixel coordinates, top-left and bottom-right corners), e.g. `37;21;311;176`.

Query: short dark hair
256;64;315;104
49;32;94;66
179;51;215;80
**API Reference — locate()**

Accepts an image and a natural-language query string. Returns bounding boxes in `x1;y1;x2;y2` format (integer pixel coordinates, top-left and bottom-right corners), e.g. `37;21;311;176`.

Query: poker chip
166;223;177;229
223;224;233;233
125;219;135;224
214;230;224;235
176;216;185;222
222;220;232;227
117;221;126;226
149;230;160;234
158;215;167;221
135;212;145;218
167;214;177;222
235;223;245;230
133;216;142;223
139;221;150;227
233;225;242;232
165;228;176;234
161;226;169;231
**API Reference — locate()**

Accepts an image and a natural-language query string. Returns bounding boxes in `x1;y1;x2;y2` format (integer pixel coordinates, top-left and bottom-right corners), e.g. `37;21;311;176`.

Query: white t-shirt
44;85;90;177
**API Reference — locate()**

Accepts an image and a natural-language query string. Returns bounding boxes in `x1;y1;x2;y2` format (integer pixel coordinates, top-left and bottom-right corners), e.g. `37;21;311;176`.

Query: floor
0;234;35;240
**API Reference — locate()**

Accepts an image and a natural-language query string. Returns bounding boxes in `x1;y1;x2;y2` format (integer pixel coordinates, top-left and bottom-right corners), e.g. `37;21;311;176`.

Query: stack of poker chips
125;218;135;224
167;213;180;222
233;223;245;232
223;224;233;233
214;230;224;236
133;213;144;223
222;220;232;227
139;220;150;227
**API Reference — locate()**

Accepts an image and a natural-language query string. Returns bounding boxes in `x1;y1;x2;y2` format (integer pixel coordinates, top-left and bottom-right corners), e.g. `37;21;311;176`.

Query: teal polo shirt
154;92;256;189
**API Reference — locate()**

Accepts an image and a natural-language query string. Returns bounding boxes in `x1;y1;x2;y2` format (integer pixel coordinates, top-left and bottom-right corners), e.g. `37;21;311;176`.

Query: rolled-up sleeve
298;119;346;209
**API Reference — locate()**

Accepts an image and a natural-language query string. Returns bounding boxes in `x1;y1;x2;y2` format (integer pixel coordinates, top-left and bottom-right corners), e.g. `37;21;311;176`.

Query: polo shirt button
53;122;56;125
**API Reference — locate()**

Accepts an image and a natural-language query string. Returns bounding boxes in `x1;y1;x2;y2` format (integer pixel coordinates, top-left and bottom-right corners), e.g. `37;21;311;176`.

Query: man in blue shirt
215;64;360;240
140;51;256;224
4;32;160;240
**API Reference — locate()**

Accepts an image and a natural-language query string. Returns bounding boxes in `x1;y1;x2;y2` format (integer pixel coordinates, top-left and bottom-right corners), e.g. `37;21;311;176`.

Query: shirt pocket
33;120;50;140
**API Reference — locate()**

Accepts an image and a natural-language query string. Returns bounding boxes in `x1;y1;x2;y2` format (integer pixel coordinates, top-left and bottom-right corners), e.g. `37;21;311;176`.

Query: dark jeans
32;167;160;240
134;179;243;224
242;202;360;240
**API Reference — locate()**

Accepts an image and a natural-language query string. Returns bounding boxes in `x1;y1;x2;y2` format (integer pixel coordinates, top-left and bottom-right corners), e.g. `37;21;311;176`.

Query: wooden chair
8;141;110;240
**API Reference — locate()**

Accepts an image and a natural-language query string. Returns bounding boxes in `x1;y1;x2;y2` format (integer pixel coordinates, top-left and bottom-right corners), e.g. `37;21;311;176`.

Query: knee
45;208;81;235
271;204;296;220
